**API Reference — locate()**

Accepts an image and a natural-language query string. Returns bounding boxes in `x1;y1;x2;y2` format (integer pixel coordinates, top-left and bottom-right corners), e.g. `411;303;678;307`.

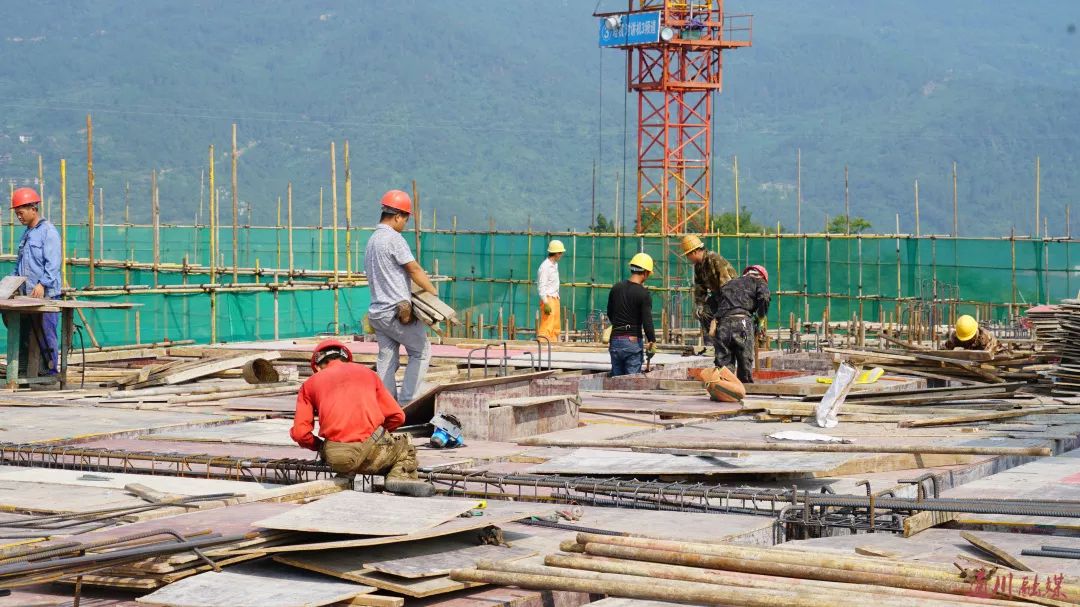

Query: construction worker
945;314;999;353
364;190;438;404
290;340;435;496
537;239;564;342
10;188;61;374
606;252;656;376
713;265;770;383
680;235;737;349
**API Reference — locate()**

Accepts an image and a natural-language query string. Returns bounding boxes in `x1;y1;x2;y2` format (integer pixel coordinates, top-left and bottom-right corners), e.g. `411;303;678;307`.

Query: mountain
0;1;1076;236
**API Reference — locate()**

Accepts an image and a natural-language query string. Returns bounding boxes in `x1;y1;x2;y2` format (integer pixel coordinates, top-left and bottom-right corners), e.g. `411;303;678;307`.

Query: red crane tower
597;2;751;235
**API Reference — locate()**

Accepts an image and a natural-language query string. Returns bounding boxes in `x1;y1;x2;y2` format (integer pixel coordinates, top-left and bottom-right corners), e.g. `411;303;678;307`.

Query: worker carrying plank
680;235;737;353
364;189;438;404
944;314;1000;353
713;265;771;383
606;252;656;377
290;340;435;497
536;239;564;342
10;187;61;374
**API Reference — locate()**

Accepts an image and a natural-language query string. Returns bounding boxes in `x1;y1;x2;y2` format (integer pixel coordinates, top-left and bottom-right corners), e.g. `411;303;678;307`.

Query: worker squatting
5;187;1003;497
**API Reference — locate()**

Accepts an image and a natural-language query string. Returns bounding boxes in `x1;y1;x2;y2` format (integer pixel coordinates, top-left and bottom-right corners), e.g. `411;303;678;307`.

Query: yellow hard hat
680;235;704;256
955;315;978;342
629;252;654;273
547;240;566;254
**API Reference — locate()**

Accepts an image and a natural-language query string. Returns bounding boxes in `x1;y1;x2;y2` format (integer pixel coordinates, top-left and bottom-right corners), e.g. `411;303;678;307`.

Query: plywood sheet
276;550;483;598
526;447;854;476
254;492;479;536
136;562;373;607
253;500;554;554
274;534;534;580
0;406;244;444
0;467;278;495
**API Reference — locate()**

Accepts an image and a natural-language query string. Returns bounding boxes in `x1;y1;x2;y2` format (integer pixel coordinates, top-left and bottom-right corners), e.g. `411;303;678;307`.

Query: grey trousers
369;314;431;403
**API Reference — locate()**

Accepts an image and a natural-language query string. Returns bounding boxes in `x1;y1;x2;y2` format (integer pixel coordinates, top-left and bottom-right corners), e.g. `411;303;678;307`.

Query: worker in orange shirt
536;240;564;341
290;339;435;496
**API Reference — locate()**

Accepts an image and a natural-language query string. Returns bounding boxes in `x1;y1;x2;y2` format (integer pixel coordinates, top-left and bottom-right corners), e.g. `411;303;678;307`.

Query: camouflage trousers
714;315;755;384
321;429;419;481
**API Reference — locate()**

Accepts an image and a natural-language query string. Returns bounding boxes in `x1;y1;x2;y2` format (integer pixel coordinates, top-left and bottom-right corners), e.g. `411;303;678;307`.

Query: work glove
396;301;416;324
645;342;657;355
695;305;712;323
542;302;552;315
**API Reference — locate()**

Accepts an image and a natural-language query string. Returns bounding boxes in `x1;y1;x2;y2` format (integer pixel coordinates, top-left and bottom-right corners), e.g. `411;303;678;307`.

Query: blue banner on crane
598;11;662;48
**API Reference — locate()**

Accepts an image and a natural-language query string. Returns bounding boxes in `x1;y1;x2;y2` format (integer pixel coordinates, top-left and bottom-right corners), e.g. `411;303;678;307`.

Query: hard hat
380;189;412;214
628;252;654;273
310;338;353;371
955;315;978;342
680;235;705;256
547;240;566;254
11;187;41;210
743;265;768;284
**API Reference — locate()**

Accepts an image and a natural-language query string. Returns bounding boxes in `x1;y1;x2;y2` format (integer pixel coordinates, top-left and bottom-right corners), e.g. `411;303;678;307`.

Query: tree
711;209;780;234
826;215;873;234
590;213;616;233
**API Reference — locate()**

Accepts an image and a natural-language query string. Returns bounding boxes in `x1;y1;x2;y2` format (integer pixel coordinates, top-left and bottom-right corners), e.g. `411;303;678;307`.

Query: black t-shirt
606;280;655;342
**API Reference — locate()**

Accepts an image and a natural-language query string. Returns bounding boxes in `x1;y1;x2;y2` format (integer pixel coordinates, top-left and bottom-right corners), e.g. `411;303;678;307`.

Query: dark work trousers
714;315;755;383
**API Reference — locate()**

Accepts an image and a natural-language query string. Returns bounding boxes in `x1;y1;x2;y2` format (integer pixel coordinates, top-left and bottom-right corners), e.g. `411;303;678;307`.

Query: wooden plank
154;351;283;386
898;407;1061;428
336;595;405;607
248;500;554;554
368;544;534;578
253;492;478;536
402;370;555;425
960;531;1034;572
135;562;374;607
902;510;959;537
0;276;25;299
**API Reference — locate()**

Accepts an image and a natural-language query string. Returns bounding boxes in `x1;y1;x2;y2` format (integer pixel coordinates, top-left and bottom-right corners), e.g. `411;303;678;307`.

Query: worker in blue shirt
11;188;62;373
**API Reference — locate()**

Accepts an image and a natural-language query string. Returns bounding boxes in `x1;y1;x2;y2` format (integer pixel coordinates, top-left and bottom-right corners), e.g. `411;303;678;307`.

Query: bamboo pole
452;567;907;607
344;140;351;276
412;180;421;260
60;159;67;288
275;195;282;281
844;164;850;235
209;145;216;283
733;155;740;235
98;187;105;258
952;161;958;237
152;170;160;287
37;154;45;220
330;142;339;283
287;183;294;279
318;187;324;271
231;123;239;282
913;179;920;238
796;148;802;234
1035;155;1041;239
86;114;95;287
541;555;1005;607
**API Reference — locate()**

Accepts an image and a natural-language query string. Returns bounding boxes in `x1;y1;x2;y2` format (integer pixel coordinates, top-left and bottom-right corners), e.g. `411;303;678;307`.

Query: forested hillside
0;1;1076;235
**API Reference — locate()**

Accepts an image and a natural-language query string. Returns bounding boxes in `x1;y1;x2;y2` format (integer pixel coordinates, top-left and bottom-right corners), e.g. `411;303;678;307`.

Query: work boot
384;478;436;497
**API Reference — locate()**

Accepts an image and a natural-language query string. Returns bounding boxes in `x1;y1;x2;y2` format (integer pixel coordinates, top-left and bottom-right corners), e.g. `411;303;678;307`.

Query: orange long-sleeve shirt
289;360;406;452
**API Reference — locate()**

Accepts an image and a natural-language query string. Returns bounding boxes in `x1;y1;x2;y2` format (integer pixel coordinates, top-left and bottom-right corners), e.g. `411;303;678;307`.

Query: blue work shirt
14;219;62;298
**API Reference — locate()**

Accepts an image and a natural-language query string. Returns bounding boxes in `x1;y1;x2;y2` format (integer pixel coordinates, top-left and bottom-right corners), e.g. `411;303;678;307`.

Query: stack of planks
115;350;285;390
411;283;459;329
823;345;1048;386
451;532;1080;606
1048;300;1080;396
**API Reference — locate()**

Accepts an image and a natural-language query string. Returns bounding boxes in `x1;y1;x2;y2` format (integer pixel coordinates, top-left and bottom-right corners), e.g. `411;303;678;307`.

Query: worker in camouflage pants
713;265;771;383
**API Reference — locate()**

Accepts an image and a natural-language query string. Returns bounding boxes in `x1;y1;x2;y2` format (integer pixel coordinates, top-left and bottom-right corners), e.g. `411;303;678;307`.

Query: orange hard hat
743;265;768;284
11;187;41;209
380;189;412;214
310;338;353;371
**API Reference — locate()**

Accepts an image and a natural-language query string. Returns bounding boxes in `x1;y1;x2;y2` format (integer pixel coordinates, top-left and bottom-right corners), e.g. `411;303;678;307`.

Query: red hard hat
743;265;768;283
310;338;353;371
11;187;41;209
380;189;412;214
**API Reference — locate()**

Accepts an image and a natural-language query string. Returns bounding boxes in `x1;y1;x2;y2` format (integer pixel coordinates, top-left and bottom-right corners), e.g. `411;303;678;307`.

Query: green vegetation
0;1;1076;236
826;216;873;234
